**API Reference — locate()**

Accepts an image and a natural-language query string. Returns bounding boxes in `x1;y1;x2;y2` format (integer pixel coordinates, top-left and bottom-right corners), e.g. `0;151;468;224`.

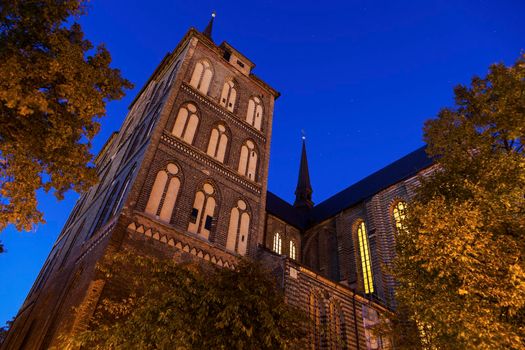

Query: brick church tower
2;16;279;349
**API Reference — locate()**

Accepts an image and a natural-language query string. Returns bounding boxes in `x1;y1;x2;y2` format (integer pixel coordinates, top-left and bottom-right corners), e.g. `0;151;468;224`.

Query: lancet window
246;96;263;130
357;221;374;294
188;183;217;240
220;80;237;112
172;103;199;145
273;232;282;254
189;60;213;95
207;123;228;163
145;163;181;223
238;140;258;181
226;199;250;255
392;200;408;233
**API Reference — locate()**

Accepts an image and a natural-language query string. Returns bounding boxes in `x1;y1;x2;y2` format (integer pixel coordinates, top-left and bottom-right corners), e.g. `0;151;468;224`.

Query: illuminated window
357;221;374;294
206;124;228;163
238;140;258;181
145;163;181;223
172;103;199;144
188;183;216;240
246;97;263;130
219;80;237;112
393;201;408;233
273;232;282;254
226;200;250;256
189;60;213;95
289;240;297;260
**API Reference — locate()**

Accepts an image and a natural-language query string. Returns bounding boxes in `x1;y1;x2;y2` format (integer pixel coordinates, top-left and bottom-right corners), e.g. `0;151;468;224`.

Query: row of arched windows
272;232;297;260
144;163;251;256
171;102;260;181
189;59;265;131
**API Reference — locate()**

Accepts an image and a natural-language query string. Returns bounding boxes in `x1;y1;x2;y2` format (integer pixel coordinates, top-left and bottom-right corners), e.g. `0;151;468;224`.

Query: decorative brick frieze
181;83;266;142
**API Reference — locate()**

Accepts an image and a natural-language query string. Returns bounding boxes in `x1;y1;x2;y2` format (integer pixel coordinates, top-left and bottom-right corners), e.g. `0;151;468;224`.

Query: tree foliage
393;54;525;349
0;0;132;231
0;318;13;346
61;252;308;349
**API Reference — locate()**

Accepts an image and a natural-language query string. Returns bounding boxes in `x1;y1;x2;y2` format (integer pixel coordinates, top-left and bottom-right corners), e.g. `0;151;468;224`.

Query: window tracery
172;103;199;144
145;163;181;223
189;60;213;95
188;182;217;239
226;199;250;255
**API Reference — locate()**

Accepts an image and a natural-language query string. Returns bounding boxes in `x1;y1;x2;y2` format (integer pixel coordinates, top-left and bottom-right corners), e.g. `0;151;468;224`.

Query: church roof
266;146;433;229
266;191;308;229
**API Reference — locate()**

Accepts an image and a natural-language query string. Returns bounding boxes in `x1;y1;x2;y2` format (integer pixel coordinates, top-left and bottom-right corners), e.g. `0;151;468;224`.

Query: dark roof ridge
266;146;433;230
309;146;432;224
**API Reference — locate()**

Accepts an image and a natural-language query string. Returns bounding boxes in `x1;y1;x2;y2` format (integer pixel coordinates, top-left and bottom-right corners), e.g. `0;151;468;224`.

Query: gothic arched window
238;140;258;181
172;103;199;145
329;300;346;350
393;200;408;233
166;60;181;88
357;221;374;294
273;232;282;254
145;163;181;223
309;291;322;348
220;80;237;112
189;60;213;95
246;97;263;130
226;199;250;256
112;165;136;216
206;123;228;163
150;80;165;107
90;182;119;239
289;240;297;260
188;183;216;240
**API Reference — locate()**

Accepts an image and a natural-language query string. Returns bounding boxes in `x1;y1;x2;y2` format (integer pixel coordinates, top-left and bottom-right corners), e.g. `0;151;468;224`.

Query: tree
393;54;525;349
61;252;309;349
0;318;14;345
0;0;132;231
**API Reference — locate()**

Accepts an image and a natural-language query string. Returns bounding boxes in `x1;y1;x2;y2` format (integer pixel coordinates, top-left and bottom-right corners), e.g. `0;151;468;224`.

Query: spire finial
202;11;216;40
294;134;314;210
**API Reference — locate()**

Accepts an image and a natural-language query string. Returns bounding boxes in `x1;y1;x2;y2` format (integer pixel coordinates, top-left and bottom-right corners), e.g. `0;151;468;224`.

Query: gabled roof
266;191;307;229
266;146;433;229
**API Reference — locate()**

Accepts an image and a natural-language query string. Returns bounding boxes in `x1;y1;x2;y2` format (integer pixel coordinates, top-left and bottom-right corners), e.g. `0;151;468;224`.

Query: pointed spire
294;135;314;210
202;11;216;39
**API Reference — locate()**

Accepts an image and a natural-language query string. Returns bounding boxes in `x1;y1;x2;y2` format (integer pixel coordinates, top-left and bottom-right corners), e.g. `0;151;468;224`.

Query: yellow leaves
458;288;469;295
0;0;133;231
393;53;525;350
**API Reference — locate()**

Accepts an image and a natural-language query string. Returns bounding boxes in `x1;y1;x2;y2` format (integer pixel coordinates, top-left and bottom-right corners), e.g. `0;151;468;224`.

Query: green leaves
0;0;133;231
61;252;308;349
393;54;525;349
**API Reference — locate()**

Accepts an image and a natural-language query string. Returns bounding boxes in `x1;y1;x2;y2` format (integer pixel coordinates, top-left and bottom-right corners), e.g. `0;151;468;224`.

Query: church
2;16;434;349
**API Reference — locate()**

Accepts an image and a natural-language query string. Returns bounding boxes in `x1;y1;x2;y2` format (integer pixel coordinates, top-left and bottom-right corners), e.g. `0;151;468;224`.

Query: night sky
1;0;524;326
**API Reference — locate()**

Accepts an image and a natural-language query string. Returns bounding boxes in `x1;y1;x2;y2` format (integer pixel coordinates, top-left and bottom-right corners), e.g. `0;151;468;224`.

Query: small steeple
202;11;216;39
294;135;314;210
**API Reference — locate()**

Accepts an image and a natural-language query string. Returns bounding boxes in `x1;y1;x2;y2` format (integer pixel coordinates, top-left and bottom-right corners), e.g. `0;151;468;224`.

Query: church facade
2;19;433;350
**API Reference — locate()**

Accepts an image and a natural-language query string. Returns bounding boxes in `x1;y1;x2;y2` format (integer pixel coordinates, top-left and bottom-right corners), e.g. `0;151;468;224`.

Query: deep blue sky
1;0;524;326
